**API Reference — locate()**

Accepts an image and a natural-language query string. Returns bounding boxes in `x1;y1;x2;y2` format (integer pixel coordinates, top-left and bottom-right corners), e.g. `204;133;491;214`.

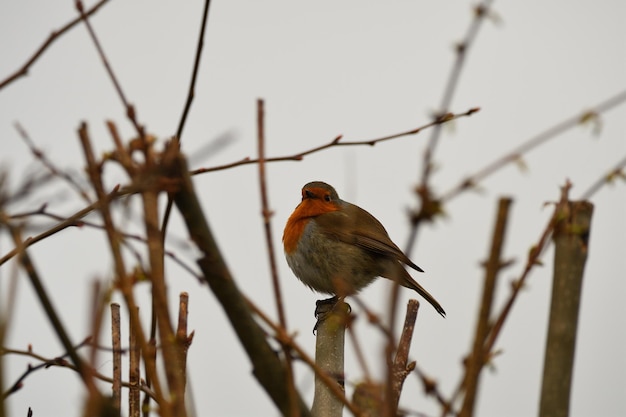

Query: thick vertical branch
539;201;593;417
312;300;349;417
247;297;358;416
163;144;311;417
460;197;512;417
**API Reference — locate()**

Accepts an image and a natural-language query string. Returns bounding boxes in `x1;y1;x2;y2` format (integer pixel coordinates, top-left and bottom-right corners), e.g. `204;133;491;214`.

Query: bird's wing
315;203;424;272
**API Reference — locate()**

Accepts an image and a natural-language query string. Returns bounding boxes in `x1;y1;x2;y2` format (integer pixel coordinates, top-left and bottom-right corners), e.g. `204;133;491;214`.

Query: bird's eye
324;194;331;202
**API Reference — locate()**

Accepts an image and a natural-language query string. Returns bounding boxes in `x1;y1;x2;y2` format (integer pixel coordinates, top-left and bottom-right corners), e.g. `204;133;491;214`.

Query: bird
283;181;445;317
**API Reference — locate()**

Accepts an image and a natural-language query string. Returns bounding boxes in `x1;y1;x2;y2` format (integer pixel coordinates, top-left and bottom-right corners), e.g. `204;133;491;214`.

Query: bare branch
0;0;111;91
539;200;593;417
406;0;494;256
256;99;299;416
191;108;479;175
390;300;420;411
419;0;495;191
247;296;358;417
459;198;512;417
2;342;157;401
111;303;122;412
15;122;92;203
175;0;213;142
77;122;168;414
579;153;626;200
165;145;311;416
440;90;626;202
75;0;145;138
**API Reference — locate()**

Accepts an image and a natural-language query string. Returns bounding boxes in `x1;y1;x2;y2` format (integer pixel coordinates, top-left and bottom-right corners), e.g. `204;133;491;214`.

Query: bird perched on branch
283;181;445;317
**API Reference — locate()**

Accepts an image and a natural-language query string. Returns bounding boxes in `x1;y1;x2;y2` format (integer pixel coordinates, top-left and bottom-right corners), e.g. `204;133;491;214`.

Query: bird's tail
390;264;446;317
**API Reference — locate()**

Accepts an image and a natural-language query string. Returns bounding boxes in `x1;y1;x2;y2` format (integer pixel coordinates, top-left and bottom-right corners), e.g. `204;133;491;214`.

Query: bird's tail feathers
391;264;446;317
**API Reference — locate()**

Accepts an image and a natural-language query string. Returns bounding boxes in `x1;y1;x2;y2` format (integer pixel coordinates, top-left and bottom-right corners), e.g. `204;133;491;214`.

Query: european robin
283;181;445;317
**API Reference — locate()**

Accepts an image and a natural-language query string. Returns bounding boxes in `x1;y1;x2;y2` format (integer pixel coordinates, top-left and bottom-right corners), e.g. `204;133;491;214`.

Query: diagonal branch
192;108;479;175
162;143;311;417
419;0;494;190
0;0;112;91
75;0;145;138
175;0;213;142
405;0;494;257
440;89;626;203
579;152;626;200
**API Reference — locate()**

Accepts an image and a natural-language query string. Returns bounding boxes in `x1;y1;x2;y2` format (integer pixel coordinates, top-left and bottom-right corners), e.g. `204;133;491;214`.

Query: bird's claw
312;296;351;334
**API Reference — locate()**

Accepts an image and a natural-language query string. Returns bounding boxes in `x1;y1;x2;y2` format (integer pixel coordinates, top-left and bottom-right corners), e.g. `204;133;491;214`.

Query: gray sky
1;1;625;416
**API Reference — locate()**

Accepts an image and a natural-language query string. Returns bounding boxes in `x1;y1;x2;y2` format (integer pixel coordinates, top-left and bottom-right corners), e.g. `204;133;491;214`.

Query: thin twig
111;303;122;412
406;1;493;256
257;99;288;330
74;0;145;138
579;153;626;200
444;187;568;416
483;183;570;355
162;0;213;241
14;122;92;203
345;317;372;381
2;343;158;401
459;198;512;417
0;0;111;90
2;337;87;399
414;367;455;416
8;205;203;282
192;108;479;175
440;90;626;203
419;1;494;190
350;295;394;342
176;0;213;142
256;99;298;416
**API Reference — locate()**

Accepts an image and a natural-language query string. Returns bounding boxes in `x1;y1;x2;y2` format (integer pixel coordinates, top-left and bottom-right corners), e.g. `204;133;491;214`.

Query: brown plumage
283;181;445;317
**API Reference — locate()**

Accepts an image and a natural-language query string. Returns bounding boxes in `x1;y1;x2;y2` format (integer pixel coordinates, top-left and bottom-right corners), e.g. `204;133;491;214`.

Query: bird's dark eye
324;194;331;202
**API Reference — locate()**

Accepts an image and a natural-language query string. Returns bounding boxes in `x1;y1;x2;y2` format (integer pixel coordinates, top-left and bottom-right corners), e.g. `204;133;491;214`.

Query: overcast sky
1;1;625;416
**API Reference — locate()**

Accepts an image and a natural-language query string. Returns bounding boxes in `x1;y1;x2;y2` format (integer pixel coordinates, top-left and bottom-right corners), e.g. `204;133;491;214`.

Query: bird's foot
315;296;338;316
313;296;351;334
